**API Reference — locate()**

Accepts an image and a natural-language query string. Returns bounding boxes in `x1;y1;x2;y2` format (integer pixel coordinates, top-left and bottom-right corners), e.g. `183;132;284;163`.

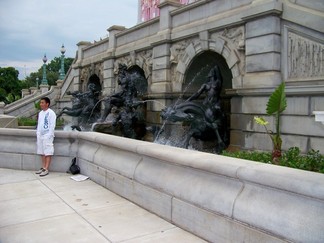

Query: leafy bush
18;117;37;126
222;150;272;163
280;147;324;173
18;117;64;127
222;147;324;173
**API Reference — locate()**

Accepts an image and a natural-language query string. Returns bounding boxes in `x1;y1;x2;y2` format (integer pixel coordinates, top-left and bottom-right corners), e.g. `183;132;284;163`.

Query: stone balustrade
0;128;323;242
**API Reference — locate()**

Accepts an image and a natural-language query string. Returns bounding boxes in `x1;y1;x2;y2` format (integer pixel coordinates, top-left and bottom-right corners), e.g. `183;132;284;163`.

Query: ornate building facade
139;0;197;22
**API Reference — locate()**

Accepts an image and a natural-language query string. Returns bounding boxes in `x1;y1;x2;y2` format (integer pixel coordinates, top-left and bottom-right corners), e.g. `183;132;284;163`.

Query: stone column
39;84;49;94
150;0;182;95
21;89;30;98
103;25;126;96
242;1;283;88
74;41;92;92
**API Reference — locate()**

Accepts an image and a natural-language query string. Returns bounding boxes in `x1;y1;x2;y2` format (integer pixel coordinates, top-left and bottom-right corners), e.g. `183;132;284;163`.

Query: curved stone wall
0;128;323;242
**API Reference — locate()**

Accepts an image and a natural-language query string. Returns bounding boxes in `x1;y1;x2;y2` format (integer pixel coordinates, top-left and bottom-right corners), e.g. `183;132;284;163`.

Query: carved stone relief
288;31;324;80
136;50;153;82
221;26;245;51
170;39;194;82
80;66;89;82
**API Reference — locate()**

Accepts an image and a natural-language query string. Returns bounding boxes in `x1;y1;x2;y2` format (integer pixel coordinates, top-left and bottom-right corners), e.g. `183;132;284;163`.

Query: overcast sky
0;0;138;79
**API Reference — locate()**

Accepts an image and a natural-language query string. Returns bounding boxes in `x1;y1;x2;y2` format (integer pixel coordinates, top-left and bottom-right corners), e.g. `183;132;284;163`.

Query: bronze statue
161;65;228;153
57;83;100;129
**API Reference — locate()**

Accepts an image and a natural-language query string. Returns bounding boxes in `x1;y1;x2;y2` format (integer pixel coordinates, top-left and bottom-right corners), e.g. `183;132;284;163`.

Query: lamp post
36;77;39;89
59;44;66;80
41;54;48;85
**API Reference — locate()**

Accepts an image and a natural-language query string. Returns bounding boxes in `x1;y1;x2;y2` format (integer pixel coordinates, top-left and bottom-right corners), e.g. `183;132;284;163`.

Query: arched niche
127;65;148;97
183;50;232;96
87;74;101;93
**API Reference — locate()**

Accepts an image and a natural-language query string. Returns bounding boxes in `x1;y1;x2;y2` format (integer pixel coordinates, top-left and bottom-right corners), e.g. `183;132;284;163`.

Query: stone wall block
106;170;172;222
246;16;280;38
243;71;282;88
150;82;172;93
284;97;309;115
77;140;100;163
310;137;324;152
152;70;170;82
281;116;324;137
244;132;272;151
103;59;114;69
153;56;169;70
242;97;269;114
0;134;36;154
103;69;114;79
153;44;170;58
311;96;324;113
230;96;242;113
0;152;22;169
233;183;324;242
93;145;141;179
22;154;40;171
229;130;244;149
172;198;285;243
134;156;243;217
80;159;107;187
246;34;281;55
246;53;280;72
281;135;308;153
230;114;244;130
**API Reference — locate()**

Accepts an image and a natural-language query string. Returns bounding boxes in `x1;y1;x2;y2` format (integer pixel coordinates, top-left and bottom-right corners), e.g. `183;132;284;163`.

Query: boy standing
35;97;56;176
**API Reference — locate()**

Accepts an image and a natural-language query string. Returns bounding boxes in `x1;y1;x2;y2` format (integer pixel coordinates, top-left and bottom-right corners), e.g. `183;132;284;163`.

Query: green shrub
18;117;37;126
18;117;64;128
222;147;324;174
222;150;272;163
280;147;324;173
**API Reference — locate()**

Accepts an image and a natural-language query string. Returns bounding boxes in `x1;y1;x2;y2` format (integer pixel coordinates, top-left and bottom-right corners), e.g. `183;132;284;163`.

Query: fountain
59;64;148;139
160;65;229;153
58;63;228;153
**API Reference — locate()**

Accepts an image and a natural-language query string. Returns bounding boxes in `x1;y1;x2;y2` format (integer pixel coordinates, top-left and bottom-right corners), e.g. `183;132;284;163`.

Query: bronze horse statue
160;101;227;152
160;65;228;153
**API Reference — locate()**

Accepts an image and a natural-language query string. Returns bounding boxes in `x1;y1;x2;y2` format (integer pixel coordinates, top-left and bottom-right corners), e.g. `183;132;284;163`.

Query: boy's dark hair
41;97;51;106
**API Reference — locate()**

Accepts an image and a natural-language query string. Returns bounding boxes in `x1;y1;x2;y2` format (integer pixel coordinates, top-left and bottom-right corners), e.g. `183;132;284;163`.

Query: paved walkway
0;168;206;243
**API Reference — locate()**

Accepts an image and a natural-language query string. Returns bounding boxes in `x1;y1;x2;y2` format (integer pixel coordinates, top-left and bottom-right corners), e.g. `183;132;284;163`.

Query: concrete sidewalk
0;168;206;243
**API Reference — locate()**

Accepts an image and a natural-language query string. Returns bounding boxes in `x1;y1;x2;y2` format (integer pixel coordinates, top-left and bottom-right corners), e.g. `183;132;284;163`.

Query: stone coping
0;128;323;242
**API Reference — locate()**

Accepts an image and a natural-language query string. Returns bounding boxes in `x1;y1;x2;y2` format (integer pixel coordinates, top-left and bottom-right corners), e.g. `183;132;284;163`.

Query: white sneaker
35;168;45;174
39;169;49;177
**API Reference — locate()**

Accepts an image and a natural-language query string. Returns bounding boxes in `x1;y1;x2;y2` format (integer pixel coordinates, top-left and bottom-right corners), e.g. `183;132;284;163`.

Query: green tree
23;57;74;88
0;67;22;103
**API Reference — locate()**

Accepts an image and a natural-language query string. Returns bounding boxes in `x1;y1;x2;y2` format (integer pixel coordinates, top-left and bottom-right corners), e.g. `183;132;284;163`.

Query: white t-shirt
37;108;56;139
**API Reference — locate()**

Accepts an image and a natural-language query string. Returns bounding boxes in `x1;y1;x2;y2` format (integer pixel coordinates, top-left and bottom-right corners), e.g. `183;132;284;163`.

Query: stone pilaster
242;2;283;88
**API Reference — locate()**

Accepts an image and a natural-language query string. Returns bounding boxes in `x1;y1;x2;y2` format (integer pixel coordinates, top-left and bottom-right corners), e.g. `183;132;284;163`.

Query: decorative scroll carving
288;31;324;79
170;40;190;65
136;50;153;81
80;67;90;83
221;27;245;51
170;39;192;82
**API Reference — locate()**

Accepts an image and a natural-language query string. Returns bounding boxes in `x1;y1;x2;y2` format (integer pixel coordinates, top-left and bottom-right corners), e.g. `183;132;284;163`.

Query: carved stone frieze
221;26;245;51
80;66;90;83
136;50;153;81
288;31;324;80
170;39;194;82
